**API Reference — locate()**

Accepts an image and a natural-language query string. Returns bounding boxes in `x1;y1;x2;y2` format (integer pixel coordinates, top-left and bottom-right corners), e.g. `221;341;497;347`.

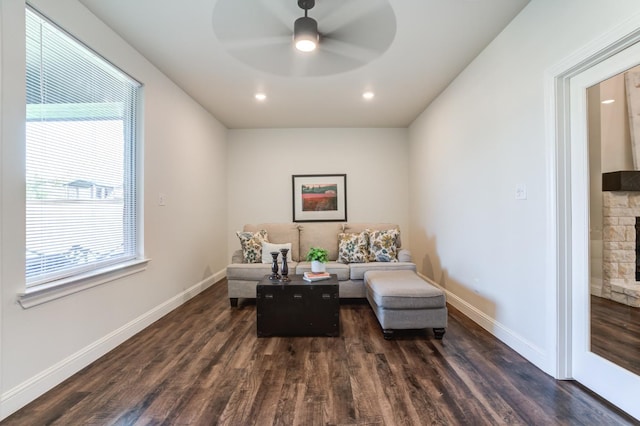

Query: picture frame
292;174;347;222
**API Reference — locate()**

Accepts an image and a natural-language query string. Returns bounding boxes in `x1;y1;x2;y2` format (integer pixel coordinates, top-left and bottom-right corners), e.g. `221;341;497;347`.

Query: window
25;7;141;288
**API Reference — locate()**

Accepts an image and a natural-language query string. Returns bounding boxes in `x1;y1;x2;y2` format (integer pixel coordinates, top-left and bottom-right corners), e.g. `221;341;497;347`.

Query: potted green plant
306;247;329;273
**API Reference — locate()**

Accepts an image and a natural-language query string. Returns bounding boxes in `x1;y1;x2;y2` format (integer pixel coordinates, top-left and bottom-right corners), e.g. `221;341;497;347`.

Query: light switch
515;184;527;200
158;193;167;206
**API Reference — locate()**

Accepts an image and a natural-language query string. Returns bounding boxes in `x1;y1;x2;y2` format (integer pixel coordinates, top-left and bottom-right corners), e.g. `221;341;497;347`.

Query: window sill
18;258;151;309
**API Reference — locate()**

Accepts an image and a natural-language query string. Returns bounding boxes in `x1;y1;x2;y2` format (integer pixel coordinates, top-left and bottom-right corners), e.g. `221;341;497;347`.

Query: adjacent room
2;0;640;423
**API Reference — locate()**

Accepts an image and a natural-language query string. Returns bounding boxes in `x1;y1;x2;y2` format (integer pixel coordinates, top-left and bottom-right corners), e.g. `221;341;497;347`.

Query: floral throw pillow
368;229;399;262
236;229;268;264
338;232;369;264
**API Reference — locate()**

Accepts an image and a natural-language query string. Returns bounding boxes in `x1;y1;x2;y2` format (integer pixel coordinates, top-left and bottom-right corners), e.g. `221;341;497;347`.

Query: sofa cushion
299;222;343;261
337;231;369;263
349;262;416;280
295;261;350;281
244;223;300;261
397;249;412;263
368;228;400;262
343;223;402;248
261;242;292;263
365;270;445;310
227;262;299;280
236;229;268;263
231;249;244;264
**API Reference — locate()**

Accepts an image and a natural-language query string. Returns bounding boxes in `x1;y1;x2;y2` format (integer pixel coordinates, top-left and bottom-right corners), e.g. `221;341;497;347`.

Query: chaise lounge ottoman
364;270;447;340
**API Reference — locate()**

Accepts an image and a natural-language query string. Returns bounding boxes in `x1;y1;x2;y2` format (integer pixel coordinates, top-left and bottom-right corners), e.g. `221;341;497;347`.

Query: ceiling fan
293;0;319;52
212;0;396;77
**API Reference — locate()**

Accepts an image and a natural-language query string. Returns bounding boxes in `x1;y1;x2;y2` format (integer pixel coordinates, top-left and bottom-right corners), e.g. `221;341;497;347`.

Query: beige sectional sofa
226;222;416;307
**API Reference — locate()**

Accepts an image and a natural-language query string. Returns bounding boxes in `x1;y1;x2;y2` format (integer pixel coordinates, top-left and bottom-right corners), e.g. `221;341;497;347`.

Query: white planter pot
311;260;326;273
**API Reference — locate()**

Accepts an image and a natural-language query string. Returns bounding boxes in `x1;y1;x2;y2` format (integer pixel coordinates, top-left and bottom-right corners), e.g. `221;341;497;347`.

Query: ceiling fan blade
290;49;361;77
257;0;297;32
226;42;296;76
322;10;396;55
221;35;291;52
213;0;291;41
291;54;313;78
316;0;392;35
319;37;380;65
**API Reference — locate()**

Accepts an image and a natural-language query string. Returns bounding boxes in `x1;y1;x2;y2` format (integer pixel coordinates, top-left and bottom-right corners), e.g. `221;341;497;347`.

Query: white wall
408;0;640;376
227;128;409;258
0;0;228;418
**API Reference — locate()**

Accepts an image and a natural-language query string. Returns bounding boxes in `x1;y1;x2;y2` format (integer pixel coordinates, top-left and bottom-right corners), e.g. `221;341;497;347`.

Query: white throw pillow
261;242;293;263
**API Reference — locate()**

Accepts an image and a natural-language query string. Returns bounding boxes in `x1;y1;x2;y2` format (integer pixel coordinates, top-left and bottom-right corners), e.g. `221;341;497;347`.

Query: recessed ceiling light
601;99;615;104
362;91;375;100
255;93;267;101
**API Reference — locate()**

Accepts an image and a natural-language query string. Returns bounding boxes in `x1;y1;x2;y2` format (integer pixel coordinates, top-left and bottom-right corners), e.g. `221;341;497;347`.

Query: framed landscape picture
292;174;347;222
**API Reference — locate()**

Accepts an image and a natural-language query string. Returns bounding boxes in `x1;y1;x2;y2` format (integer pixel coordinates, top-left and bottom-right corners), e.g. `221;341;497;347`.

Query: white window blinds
25;7;140;286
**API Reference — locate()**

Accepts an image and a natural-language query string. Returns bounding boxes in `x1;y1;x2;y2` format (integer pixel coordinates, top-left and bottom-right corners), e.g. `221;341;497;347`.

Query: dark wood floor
591;295;640;377
3;280;637;425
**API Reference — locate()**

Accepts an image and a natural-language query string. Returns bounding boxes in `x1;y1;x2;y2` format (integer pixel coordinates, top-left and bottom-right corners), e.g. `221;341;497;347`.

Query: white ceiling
80;0;529;129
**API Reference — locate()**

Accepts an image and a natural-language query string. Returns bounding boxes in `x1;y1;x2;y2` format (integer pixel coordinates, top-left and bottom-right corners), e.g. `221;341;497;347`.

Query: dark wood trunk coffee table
256;274;339;337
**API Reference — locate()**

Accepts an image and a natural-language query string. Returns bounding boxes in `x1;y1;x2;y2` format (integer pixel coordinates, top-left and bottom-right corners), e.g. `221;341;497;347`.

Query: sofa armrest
398;249;412;263
231;249;244;264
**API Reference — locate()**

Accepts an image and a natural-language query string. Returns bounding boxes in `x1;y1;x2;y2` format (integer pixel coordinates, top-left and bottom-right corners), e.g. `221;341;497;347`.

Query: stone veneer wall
602;191;640;307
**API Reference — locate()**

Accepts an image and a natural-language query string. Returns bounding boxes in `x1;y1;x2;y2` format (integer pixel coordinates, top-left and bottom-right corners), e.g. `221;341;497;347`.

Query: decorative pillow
261;242;293;263
337;232;369;264
236;229;268;263
368;229;399;262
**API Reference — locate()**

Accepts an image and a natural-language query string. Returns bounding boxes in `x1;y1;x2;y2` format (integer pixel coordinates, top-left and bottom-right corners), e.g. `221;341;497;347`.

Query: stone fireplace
601;171;640;307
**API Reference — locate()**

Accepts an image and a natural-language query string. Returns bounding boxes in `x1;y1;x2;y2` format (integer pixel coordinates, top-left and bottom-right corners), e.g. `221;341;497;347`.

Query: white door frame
547;12;640;419
569;42;640;420
0;2;4;420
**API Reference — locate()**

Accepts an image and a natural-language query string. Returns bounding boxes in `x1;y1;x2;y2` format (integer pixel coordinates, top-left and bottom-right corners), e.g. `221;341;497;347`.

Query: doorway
567;40;640;420
587;67;640;377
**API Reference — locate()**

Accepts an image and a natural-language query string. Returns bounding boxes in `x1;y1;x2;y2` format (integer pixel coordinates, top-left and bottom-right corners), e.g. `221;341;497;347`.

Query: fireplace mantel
603;170;640;191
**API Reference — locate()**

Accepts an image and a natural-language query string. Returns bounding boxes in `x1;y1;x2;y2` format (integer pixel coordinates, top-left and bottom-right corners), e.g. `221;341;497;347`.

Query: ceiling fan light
295;38;316;52
294;16;318;52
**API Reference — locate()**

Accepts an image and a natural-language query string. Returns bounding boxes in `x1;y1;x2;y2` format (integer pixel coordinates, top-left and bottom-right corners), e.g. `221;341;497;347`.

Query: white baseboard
417;273;548;373
0;269;226;420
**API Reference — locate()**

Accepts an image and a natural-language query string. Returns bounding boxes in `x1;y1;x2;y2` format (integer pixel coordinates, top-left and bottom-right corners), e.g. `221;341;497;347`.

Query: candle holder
268;251;281;281
280;248;290;282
